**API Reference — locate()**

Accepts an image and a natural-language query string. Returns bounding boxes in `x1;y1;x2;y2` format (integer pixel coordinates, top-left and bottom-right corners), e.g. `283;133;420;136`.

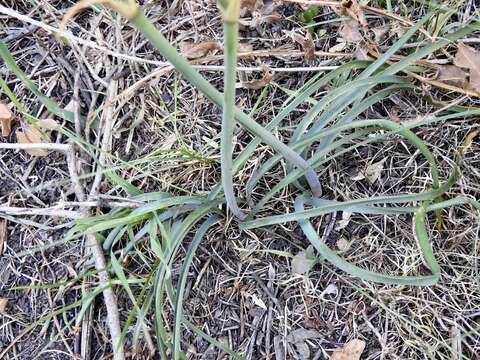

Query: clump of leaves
2;0;480;359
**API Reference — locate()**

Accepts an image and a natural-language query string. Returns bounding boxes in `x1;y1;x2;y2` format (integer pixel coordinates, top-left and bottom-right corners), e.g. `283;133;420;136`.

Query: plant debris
180;41;222;59
15;118;60;157
0;298;8;315
0;220;6;256
0;102;13;137
291;245;315;275
454;43;480;91
339;19;363;43
436;65;468;88
330;339;366;360
240;66;273;89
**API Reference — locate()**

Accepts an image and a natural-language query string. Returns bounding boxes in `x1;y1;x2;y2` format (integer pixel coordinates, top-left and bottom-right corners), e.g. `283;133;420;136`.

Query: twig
67;145;125;360
0;143;71;152
0;205;81;219
89;80;118;196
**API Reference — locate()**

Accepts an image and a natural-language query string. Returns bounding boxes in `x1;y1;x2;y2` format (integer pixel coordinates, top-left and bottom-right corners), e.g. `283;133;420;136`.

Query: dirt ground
1;0;480;359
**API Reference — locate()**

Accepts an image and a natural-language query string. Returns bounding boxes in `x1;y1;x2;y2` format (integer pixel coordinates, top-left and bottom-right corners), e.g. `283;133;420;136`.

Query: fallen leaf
454;43;480;91
180;41;222;59
436;65;468;88
354;46;373;61
291;245;315;275
321;283;339;298
287;328;322;359
0;220;6;256
241;0;261;16
339;20;363;43
238;42;254;53
336;237;351;252
330;41;347;52
332;0;367;27
293;32;316;61
365;158;387;184
0;102;14;137
330;339;366;360
16;128;48;156
241;67;273;89
260;0;280;16
303;32;316;61
0;298;7;315
373;25;390;44
335;211;352;231
15;119;60;157
249;293;267;310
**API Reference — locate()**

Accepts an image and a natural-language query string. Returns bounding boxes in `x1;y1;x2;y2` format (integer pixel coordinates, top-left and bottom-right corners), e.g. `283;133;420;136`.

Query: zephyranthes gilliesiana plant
1;0;479;357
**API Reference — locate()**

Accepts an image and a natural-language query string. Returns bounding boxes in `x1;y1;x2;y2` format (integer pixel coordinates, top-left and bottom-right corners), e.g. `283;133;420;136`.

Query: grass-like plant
1;0;480;358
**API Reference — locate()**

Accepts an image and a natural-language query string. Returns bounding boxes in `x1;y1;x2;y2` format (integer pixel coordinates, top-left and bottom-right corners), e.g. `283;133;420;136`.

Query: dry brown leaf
15;120;59;157
260;0;279;16
0;102;14;137
340;20;363;43
0;219;6;256
365;158;387;184
354;46;373;61
436;65;468;88
241;67;273;89
330;339;366;360
16;127;48;157
454;43;480;91
238;43;254;53
241;0;261;16
330;41;347;52
303;32;316;61
291;245;315;275
238;43;254;60
180;41;222;60
336;237;351;252
293;32;316;61
0;298;7;315
373;25;390;44
333;0;367;27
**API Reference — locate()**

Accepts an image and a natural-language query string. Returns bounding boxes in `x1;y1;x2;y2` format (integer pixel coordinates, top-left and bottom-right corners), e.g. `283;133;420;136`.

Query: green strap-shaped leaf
173;215;221;360
294;196;439;286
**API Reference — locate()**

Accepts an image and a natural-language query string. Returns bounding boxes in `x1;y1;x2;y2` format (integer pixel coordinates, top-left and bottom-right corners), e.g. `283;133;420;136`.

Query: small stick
67;145;125;360
0;143;71;152
0;205;81;219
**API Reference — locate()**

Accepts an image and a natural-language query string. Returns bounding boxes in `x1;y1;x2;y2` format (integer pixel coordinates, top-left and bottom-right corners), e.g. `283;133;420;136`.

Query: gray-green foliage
1;1;480;358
